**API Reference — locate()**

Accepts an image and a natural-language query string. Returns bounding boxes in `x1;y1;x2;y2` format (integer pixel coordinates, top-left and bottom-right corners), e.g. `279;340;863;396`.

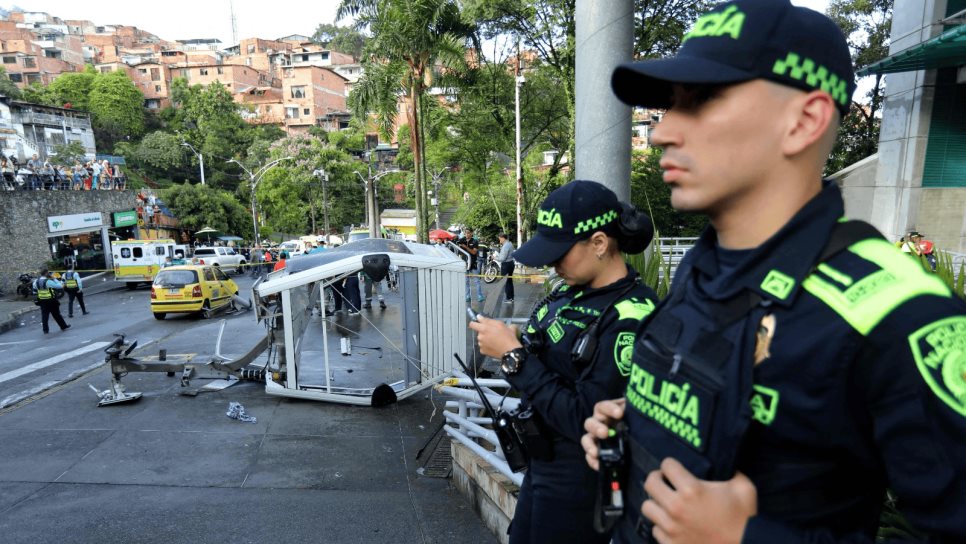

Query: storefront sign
113;210;138;227
47;212;103;233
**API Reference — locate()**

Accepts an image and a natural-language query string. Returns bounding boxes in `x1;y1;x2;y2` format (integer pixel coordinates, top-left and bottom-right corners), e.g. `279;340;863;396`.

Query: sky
4;0;831;49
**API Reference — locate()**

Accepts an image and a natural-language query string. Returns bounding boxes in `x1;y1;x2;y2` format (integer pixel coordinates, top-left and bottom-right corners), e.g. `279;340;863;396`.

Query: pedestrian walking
362;272;387;309
458;228;485;302
495;232;515;303
33;268;70;334
62;266;89;318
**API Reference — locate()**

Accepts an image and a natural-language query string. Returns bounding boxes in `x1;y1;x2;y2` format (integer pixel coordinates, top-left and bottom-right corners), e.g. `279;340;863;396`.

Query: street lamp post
355;169;400;239
181;142;206;186
227;157;295;246
430;167;449;230
311;168;331;242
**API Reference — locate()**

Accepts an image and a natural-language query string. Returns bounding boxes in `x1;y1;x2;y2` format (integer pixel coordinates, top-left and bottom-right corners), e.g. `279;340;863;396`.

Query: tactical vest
615;221;882;542
35;278;54;301
64;272;78;289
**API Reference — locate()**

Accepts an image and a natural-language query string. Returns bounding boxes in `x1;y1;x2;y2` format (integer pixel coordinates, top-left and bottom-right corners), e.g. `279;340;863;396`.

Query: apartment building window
155;85;162;92
3;56;16;64
291;86;305;99
303;108;310;115
138;68;147;74
199;68;208;75
217;67;224;75
151;68;160;80
301;54;309;62
8;73;21;82
22;57;36;68
321;52;329;60
285;107;299;119
247;44;255;54
180;68;188;78
245;58;252;66
100;66;112;73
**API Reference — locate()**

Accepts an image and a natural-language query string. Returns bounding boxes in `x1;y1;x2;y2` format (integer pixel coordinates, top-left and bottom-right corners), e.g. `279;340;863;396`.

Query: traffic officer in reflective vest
582;1;966;542
470;180;658;544
34;268;70;334
62;266;89;318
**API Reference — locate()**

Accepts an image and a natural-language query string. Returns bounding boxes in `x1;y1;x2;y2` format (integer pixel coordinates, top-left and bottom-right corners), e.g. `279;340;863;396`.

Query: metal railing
656;236;697;283
435;370;524;486
14;112;91;129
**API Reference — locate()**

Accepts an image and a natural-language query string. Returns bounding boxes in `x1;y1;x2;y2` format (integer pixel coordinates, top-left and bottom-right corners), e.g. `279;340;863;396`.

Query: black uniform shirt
628;181;966;543
508;269;657;482
457;236;479;270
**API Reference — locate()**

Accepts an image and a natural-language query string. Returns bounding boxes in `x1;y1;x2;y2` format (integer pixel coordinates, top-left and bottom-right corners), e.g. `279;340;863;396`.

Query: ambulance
112;239;190;288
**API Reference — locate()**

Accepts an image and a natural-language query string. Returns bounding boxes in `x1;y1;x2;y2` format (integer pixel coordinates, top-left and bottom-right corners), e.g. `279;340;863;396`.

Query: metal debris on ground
226;401;257;423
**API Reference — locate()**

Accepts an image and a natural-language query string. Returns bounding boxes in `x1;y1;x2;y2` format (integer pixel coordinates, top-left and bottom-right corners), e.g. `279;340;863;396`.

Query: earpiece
617;201;654;254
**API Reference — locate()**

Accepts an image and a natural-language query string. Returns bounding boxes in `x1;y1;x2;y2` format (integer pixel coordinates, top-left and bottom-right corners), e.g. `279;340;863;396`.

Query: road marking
0;342;110;385
0;340;38;346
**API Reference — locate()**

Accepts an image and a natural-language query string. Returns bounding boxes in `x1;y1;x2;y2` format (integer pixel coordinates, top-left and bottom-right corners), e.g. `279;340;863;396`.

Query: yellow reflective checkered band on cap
574;210;618;235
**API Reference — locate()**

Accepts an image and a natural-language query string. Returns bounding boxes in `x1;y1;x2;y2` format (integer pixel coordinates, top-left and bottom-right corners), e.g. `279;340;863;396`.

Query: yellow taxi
150;264;239;320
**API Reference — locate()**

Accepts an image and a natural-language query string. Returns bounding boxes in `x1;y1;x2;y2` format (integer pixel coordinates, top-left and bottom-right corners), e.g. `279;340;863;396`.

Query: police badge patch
614;332;635;376
909;316;966;417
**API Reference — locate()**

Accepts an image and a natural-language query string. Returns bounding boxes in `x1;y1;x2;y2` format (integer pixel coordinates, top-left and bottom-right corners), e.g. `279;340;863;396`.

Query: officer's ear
588;231;612;255
781;88;837;159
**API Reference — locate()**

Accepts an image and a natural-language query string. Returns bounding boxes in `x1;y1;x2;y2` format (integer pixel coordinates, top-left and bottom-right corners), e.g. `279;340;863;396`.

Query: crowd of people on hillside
0;153;127;191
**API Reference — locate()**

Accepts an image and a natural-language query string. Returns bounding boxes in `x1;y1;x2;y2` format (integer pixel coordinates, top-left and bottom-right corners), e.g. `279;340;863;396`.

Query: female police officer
470;180;657;544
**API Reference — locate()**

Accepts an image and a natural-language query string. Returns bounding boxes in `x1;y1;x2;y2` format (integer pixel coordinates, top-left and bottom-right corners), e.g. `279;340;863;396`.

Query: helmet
919;240;934;255
51;272;62;279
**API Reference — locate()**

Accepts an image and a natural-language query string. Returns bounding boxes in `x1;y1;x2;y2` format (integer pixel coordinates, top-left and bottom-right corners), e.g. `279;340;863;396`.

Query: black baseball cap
513;180;621;267
612;0;855;117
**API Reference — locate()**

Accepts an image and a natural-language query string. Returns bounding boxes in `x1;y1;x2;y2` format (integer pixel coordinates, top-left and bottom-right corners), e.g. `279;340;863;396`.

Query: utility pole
182;142;206;186
313;169;331;242
514;37;524;248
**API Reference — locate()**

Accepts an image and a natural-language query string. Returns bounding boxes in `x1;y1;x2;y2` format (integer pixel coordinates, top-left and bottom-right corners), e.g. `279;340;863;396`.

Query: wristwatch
501;347;528;376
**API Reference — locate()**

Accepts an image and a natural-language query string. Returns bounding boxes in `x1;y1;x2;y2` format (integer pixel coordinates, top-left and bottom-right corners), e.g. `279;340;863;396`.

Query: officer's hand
468;316;521;358
642;458;757;544
581;398;625;471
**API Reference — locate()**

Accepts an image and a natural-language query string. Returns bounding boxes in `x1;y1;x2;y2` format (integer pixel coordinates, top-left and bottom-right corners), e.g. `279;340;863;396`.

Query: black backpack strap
816;220;884;263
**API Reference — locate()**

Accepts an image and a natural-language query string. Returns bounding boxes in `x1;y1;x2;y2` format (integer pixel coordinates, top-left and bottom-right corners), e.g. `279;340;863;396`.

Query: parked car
150;265;239;320
191;246;246;273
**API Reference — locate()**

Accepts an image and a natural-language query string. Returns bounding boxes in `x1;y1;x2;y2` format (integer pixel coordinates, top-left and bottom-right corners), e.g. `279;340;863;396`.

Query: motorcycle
16;272;35;299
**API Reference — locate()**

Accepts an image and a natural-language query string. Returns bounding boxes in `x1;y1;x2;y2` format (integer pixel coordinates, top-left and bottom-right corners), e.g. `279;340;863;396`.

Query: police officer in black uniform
34;268;71;334
582;1;966;543
470;180;658;544
62;266;89;318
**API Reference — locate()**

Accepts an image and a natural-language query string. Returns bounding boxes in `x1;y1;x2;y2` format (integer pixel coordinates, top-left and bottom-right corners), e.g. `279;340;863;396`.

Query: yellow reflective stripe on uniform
816;263;852;287
614;298;656;321
803;239;951;335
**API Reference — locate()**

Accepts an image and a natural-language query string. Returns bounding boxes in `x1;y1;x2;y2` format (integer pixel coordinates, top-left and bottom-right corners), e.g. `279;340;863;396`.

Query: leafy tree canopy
312;23;367;59
88;70;145;149
161;183;252;238
0;66;22;100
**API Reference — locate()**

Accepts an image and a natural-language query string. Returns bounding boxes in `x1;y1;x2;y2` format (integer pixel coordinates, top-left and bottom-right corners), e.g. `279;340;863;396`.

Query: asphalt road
0;273;501;543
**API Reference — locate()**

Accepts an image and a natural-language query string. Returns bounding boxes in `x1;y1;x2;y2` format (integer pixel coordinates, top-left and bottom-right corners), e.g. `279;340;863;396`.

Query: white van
112;239;189;288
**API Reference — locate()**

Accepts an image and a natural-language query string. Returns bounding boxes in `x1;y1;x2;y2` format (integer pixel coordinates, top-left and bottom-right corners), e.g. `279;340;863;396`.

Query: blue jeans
465;265;483;300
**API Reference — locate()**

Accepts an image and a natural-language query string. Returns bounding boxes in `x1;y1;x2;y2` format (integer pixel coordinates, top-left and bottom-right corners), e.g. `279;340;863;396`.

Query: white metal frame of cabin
253;238;467;405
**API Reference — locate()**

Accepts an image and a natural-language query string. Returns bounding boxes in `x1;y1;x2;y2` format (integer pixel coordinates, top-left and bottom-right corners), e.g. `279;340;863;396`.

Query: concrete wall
832;153;878;222
451;442;517;544
0;191;138;293
867;0;959;246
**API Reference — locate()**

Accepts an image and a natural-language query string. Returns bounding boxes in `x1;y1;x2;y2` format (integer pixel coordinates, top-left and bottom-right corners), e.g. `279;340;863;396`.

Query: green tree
826;0;892;174
88;70;145;149
0;66;22;99
20;83;56;105
312;23;367;59
630;149;707;237
237;134;367;237
161;183;252;238
136;131;186;172
50;141;86;166
339;0;474;243
47;65;97;110
169;78;256;189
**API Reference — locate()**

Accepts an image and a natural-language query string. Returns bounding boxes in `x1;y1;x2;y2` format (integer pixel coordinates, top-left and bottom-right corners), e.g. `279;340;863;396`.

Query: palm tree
338;0;472;243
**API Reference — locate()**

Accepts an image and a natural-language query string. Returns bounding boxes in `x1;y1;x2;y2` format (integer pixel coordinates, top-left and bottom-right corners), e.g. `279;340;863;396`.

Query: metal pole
515;37;524;248
434;175;441;230
575;0;633;201
199;152;206;186
250;175;259;245
321;171;330;242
